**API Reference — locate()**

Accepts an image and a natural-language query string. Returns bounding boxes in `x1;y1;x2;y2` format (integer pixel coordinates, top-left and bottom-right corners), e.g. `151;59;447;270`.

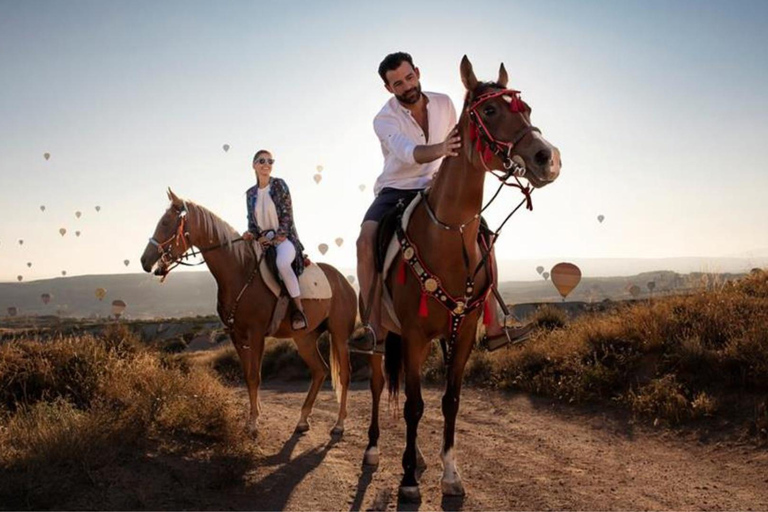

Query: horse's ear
460;55;478;92
498;63;509;88
167;187;182;206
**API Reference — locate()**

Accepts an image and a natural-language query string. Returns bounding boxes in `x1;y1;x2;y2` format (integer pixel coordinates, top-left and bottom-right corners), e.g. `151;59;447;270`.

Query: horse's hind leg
328;318;355;436
293;329;328;433
364;353;385;466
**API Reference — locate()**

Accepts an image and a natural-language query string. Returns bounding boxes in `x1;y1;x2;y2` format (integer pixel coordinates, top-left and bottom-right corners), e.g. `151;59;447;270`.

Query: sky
1;0;767;283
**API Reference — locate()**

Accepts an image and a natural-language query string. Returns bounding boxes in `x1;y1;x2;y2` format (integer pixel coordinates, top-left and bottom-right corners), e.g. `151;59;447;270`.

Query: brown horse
140;190;356;437
365;56;561;501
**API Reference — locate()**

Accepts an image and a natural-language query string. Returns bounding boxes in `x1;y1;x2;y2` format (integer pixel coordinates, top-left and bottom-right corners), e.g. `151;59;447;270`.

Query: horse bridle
148;202;195;280
467;87;540;179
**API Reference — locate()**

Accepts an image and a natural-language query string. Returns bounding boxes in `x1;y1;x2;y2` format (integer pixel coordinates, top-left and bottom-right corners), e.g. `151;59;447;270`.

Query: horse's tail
329;329;342;404
384;331;403;404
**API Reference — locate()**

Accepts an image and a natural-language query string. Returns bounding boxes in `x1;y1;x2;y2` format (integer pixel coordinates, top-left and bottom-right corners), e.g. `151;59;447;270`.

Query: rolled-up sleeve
374;116;417;165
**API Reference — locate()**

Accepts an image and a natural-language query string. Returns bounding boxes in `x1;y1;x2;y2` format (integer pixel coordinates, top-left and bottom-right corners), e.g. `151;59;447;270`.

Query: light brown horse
365;56;561;501
140;190;356;437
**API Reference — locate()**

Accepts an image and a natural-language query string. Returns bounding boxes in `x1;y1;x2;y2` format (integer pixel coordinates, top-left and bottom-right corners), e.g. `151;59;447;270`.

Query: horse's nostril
534;148;551;167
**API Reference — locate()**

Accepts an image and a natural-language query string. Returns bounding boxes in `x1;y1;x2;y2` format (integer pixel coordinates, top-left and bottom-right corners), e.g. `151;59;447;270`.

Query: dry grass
0;324;251;509
421;270;768;432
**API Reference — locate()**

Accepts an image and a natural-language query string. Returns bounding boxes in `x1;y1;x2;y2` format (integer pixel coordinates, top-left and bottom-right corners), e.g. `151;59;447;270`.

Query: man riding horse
348;51;532;355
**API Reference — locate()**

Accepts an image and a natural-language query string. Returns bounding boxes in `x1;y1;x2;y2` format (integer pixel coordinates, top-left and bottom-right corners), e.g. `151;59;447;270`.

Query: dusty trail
220;382;768;511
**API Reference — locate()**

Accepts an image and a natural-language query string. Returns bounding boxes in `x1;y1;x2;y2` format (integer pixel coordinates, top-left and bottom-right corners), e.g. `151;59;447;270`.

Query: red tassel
483;301;493;326
397;259;407;284
418;292;429;317
483;145;494;163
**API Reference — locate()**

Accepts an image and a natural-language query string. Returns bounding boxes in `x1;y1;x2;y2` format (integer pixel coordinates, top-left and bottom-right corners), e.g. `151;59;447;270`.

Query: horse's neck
186;210;254;291
426;132;485;238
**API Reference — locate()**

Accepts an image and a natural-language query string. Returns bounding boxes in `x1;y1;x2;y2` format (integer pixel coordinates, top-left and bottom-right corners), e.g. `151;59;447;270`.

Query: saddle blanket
252;242;332;300
380;193;423;330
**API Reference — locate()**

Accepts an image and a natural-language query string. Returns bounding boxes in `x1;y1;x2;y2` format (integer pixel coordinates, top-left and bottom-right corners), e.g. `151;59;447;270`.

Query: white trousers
275;240;301;298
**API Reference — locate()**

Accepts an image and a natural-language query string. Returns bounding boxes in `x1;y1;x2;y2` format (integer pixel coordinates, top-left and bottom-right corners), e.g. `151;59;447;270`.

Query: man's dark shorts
362;187;422;224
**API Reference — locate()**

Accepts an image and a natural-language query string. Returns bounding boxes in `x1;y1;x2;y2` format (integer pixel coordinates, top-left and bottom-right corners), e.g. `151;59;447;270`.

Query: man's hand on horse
441;127;461;158
257;236;272;248
242;231;255;241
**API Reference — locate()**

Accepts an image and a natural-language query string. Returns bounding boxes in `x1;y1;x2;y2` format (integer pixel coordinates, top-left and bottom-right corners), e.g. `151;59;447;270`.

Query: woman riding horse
242;149;308;331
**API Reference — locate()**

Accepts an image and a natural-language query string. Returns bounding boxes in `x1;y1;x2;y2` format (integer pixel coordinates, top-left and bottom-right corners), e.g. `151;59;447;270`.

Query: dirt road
217;382;768;511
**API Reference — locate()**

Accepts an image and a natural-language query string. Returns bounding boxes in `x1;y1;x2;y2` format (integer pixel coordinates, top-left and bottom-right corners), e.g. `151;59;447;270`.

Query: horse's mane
184;200;253;266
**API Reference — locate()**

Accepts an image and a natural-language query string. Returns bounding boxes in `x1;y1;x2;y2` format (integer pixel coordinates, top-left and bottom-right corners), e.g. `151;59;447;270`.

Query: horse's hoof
441;479;466;497
294;421;310;434
330;425;344;437
399;485;421;502
363;447;379;466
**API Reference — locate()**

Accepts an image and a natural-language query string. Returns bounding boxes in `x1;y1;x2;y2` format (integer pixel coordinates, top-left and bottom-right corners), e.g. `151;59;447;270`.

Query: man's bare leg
483;245;534;350
348;221;386;353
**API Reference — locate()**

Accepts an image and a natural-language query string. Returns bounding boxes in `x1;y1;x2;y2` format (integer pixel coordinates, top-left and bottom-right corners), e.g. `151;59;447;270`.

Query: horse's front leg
399;336;430;502
233;330;266;436
440;329;475;497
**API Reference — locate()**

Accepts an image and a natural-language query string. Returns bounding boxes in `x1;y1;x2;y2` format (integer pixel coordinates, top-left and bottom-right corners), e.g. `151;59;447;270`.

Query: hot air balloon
550;262;582;300
335;237;343;247
222;144;230;152
44;153;50;161
95;206;101;212
59;228;66;237
26;262;32;268
18;239;23;246
318;243;328;255
111;299;127;319
17;275;23;282
628;284;641;298
75;211;82;219
123;259;130;267
536;265;544;275
313;174;322;184
316;165;323;172
61;270;67;276
647;281;656;292
597;214;605;223
359;184;366;192
41;293;51;305
75;231;81;237
346;275;356;284
95;288;107;301
542;271;550;281
7;306;17;317
40;205;46;212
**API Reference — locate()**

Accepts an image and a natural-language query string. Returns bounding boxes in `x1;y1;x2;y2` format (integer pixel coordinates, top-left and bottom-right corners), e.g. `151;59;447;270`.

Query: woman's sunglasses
255;158;275;165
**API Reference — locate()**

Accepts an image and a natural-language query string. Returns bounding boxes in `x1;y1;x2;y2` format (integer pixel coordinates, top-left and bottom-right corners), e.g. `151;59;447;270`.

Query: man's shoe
347;324;378;355
483;323;535;352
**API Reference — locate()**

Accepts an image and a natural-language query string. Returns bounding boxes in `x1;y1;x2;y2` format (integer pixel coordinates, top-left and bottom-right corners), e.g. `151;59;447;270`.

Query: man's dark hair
253;149;270;163
378;52;415;85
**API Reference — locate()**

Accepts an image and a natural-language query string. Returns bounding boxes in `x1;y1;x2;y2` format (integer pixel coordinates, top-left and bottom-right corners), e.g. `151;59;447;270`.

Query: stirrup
291;310;308;331
347;324;378;355
483;324;534;352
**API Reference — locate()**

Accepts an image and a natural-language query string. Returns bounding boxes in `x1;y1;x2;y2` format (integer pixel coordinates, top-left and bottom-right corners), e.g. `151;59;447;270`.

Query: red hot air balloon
41;293;52;305
111;299;127;319
550;262;582;301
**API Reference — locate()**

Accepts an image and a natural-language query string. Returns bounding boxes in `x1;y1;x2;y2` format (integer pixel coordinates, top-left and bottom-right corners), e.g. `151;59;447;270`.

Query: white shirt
373;91;457;195
254;185;279;233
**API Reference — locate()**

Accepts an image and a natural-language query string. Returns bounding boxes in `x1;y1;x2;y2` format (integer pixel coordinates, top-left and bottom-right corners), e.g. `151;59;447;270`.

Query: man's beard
395;84;422;105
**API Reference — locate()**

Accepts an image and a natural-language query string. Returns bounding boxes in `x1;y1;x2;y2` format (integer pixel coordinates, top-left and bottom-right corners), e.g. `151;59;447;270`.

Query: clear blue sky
1;0;767;282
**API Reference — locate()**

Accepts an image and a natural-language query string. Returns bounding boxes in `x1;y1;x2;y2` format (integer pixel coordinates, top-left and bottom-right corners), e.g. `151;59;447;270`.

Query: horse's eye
483;106;496;117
